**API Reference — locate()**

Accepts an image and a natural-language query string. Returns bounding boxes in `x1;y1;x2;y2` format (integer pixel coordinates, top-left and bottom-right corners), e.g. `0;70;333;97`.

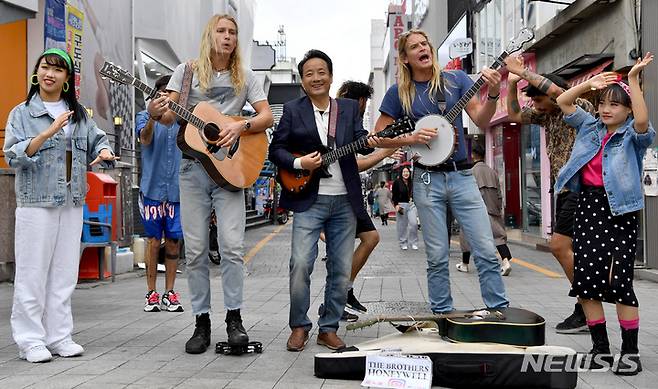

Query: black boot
226;309;249;346
614;327;642;375
185;313;211;354
581;322;613;370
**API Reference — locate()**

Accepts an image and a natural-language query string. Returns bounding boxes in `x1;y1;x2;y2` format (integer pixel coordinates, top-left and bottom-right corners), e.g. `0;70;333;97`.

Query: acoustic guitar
409;28;535;166
99;61;267;192
277;117;414;194
347;306;545;348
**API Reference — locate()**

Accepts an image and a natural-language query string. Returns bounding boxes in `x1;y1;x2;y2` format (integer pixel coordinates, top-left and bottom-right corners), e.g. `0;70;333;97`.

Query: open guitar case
314;307;578;388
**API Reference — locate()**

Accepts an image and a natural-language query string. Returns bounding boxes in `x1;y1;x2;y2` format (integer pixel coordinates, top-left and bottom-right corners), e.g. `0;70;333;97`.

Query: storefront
0;18;28;169
479;54;552;237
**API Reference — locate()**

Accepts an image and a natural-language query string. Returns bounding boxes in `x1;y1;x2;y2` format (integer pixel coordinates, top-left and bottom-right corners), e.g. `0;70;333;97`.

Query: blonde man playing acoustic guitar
147;14;273;355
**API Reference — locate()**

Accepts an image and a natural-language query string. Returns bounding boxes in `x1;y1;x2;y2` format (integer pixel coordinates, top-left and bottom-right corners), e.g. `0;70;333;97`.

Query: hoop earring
63;82;69;93
31;74;39;85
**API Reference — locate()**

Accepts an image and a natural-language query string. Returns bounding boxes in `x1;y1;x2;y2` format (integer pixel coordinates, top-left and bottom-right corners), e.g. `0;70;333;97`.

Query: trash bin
79;172;118;280
83;172;118;242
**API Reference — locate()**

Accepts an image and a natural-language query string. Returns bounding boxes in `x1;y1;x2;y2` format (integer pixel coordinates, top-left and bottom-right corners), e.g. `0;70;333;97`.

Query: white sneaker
401;245;408;250
19;345;52;363
411;244;419;250
501;259;512;276
49;341;84;357
455;263;469;273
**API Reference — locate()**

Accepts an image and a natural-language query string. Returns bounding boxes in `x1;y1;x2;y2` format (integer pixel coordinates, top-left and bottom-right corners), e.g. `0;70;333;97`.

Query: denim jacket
3;94;114;207
554;106;656;215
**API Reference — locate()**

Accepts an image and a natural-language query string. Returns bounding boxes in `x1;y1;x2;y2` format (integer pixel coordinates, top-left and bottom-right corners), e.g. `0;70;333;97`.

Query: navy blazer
269;96;371;213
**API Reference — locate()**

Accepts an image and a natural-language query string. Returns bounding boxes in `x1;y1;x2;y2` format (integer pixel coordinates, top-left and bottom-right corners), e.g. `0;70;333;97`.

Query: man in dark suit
269;50;375;352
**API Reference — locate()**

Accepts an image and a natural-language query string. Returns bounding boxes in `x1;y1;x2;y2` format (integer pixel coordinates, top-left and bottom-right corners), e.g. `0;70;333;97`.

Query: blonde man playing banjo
373;29;509;314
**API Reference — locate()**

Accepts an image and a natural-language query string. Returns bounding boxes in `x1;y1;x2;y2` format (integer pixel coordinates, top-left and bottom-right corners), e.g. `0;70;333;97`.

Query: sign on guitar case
361;352;432;389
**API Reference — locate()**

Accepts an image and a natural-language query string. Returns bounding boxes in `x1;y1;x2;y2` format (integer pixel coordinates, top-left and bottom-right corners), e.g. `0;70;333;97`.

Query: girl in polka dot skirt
554;53;655;376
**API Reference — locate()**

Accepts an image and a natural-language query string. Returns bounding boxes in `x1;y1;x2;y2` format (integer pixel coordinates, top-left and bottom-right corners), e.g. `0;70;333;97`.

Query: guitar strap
435;71;447;114
179;60;194;111
327;98;339;149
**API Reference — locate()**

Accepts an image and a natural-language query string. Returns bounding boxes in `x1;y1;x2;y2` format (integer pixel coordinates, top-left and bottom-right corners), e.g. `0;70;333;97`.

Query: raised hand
587;72;618;91
503;55;524;77
44;111;74;138
628;52;654;78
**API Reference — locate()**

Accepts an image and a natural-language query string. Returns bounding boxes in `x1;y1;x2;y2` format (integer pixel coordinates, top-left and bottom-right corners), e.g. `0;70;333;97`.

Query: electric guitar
410;28;535;166
277;117;414;194
99;61;267;191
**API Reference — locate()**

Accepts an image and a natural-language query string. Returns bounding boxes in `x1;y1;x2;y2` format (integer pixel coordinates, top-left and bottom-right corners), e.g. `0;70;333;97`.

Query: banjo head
409;115;456;166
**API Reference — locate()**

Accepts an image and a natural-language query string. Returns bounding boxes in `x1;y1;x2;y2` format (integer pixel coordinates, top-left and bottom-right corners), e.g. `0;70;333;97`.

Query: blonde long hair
195;14;245;94
397;29;443;115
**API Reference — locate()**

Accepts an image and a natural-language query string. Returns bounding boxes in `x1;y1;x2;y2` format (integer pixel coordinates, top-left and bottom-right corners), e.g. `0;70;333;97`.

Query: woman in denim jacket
3;49;116;363
554;53;655;376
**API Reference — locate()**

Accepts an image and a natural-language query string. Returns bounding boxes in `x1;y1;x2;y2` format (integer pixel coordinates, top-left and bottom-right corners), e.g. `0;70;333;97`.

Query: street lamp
113;116;123;158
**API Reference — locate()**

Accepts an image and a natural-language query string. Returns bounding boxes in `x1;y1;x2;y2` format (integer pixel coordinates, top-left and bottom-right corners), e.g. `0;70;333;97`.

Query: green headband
42;48;73;72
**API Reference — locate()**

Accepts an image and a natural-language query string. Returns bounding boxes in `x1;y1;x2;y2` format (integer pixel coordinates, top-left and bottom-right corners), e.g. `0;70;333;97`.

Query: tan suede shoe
286;327;309;352
317;332;346;350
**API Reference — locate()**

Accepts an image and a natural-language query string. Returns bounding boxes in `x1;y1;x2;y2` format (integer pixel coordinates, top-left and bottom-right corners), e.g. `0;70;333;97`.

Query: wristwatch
243;119;251;130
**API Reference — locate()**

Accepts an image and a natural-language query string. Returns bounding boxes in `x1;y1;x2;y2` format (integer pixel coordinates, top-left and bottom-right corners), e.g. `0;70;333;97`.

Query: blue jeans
413;168;508;313
179;160;245;313
289;195;356;333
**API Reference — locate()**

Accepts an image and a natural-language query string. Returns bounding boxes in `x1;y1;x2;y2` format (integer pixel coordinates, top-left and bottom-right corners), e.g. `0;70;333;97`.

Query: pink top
581;132;614;187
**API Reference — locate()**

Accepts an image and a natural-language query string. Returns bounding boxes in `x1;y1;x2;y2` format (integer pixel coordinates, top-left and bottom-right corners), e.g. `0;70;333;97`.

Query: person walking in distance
455;144;512;276
376;181;394;226
392;166;418;250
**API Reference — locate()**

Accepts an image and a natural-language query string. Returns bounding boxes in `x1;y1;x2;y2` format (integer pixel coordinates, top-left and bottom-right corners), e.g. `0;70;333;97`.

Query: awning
550;53;614;86
568;59;615;87
0;1;37;25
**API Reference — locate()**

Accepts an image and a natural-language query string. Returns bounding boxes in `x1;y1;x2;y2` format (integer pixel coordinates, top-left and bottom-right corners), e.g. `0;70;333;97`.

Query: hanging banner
44;0;66;50
66;4;84;98
387;4;408;86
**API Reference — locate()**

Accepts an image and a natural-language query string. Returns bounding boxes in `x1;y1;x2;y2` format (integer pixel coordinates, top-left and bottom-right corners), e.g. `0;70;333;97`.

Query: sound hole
203;123;221;143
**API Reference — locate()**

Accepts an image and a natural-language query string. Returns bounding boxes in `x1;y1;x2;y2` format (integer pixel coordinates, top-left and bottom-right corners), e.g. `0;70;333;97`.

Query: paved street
1;218;657;389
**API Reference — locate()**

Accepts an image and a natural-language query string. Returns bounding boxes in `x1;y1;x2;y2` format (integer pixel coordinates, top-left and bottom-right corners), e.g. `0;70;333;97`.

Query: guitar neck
130;77;207;129
444;51;509;123
321;136;370;166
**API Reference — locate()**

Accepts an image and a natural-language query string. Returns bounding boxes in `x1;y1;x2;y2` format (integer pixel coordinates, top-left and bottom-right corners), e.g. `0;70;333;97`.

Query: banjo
409;28;535;166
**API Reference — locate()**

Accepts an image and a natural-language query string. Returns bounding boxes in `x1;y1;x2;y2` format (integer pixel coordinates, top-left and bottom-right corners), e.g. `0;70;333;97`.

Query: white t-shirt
167;64;267;114
43;100;72;151
312;103;347;195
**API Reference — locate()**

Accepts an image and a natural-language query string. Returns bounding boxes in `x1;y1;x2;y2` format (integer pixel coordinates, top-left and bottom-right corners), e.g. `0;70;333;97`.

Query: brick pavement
1;219;657;388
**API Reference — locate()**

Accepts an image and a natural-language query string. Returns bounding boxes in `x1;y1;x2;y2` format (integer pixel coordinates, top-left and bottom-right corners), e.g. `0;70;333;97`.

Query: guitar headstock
377;116;414;139
506;28;534;54
99;61;135;86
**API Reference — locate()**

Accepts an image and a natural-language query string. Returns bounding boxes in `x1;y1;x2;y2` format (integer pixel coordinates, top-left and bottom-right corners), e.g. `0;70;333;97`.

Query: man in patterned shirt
505;55;594;334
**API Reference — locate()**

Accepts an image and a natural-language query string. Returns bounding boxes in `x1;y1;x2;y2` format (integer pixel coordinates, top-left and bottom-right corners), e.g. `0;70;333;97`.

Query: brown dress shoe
317;332;346;350
286;327;309;351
